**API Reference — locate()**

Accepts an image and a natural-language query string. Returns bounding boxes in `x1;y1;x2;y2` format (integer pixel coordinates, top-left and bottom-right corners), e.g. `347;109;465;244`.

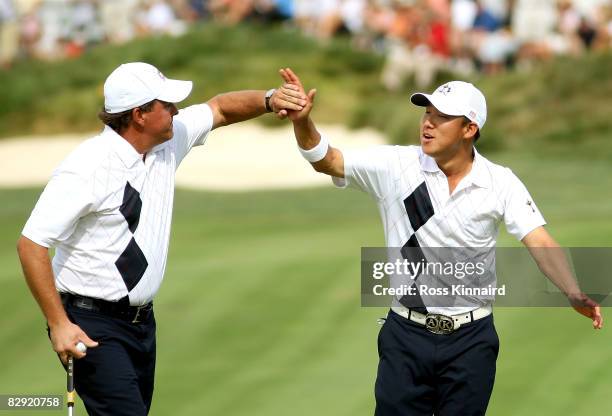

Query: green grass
2;23;612;161
0;23;381;138
1;150;611;415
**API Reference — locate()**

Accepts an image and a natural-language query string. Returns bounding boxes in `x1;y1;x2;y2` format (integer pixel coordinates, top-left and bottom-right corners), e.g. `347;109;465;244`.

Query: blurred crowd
1;0;611;88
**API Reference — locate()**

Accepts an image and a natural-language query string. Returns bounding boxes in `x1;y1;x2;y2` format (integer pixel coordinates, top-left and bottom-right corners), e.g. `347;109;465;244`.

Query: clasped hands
269;68;315;123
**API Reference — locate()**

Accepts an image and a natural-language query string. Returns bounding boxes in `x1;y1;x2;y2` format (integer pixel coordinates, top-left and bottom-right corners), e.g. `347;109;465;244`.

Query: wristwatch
265;88;276;113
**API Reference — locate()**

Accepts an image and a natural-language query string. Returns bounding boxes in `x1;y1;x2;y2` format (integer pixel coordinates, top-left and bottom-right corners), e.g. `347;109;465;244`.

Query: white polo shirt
334;145;546;314
22;104;214;305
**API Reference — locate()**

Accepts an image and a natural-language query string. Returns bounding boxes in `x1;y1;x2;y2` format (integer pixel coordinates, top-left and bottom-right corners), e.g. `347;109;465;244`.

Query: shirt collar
418;146;491;189
419;147;440;173
102;126;142;168
465;148;491;189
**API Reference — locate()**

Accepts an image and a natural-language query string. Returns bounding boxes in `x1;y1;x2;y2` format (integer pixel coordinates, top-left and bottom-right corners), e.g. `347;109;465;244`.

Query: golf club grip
67;356;75;407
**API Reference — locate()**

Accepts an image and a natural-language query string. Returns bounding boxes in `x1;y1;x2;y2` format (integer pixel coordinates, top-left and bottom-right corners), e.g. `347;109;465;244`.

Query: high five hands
276;68;316;122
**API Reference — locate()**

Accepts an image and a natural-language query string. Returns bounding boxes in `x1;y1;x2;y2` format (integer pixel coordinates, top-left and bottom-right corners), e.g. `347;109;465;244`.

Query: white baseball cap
104;62;193;114
410;81;487;129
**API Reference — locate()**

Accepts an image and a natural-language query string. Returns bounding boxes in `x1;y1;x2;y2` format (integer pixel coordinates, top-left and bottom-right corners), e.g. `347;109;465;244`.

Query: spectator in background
513;0;571;64
450;0;477;72
359;0;395;51
512;0;557;44
172;0;210;22
208;0;255;25
209;0;294;25
476;25;518;74
515;0;599;65
2;0;611;77
271;0;294;21
60;0;103;58
480;0;509;24
338;0;367;37
293;0;336;37
381;0;451;90
557;0;581;36
0;0;19;67
573;0;608;22
554;0;584;54
99;0;140;44
597;3;612;49
576;15;597;49
292;0;366;40
426;0;449;22
473;0;502;32
137;0;187;36
18;2;41;59
35;0;69;59
427;0;451;57
470;0;517;74
451;0;477;31
243;0;294;23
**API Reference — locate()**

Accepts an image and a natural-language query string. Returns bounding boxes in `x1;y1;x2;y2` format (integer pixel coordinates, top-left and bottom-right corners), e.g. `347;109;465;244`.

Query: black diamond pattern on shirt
403;181;435;232
399;182;435;312
115;182;147;292
400;234;424;262
115;237;148;291
120;182;142;233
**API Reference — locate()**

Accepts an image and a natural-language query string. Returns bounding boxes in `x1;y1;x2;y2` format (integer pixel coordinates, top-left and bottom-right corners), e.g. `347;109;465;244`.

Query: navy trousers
59;302;157;416
375;310;499;416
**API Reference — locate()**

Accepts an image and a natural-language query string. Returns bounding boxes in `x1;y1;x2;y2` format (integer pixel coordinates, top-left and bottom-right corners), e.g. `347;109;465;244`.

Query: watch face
265;89;276;112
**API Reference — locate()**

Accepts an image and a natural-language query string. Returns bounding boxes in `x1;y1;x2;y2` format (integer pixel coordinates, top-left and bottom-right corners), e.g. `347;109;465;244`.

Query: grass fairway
0;153;610;415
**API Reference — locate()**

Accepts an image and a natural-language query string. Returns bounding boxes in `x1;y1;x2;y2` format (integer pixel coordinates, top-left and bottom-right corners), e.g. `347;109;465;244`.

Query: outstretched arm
522;227;603;330
279;68;345;178
207;88;307;129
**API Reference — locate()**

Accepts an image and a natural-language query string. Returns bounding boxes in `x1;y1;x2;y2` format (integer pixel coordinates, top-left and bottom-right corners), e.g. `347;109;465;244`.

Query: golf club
67;355;74;416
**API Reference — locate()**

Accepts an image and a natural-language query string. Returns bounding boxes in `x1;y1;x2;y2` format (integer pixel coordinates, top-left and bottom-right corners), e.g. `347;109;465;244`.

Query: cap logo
438;84;452;95
469;110;477;119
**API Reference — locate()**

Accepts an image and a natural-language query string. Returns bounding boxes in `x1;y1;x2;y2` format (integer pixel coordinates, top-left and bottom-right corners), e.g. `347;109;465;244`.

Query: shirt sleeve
172;103;214;168
22;170;96;248
503;169;547;241
331;146;396;200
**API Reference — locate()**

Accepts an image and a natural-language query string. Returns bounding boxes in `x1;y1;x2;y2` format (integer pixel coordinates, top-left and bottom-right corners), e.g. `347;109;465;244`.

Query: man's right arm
293;116;345;178
17;236;97;363
279;68;345;178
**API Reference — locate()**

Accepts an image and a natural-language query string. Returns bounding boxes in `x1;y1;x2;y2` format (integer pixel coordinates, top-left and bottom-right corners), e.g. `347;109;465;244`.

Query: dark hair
98;100;156;133
463;117;481;142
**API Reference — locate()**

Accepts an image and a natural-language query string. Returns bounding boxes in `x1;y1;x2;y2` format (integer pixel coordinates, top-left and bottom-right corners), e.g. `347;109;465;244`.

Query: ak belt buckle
425;313;455;335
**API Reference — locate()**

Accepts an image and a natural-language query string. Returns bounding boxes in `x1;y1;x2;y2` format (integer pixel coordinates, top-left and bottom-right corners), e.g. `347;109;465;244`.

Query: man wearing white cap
278;68;602;415
17;62;306;416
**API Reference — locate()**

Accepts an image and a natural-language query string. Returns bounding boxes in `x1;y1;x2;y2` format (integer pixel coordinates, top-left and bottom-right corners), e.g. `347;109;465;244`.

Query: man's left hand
569;292;603;329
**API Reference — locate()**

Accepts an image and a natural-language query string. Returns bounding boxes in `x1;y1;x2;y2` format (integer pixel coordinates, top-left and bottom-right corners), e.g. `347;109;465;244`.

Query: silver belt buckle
425;313;455;335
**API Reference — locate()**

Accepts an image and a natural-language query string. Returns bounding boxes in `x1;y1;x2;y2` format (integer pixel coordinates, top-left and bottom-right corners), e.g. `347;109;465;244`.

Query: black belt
60;293;153;324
